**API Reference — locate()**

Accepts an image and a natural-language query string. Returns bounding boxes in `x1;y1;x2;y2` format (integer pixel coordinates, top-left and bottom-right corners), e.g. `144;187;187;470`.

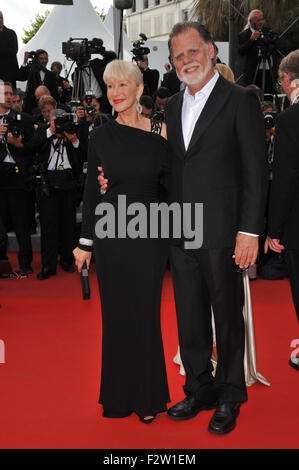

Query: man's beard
178;59;212;86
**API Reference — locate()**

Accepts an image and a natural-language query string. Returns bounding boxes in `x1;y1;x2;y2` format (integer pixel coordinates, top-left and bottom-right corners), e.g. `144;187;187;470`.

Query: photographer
51;61;72;105
76;93;110;162
71;50;116;115
35;109;83;280
238;9;278;95
137;55;159;98
18;50;59;114
0;81;35;273
152;87;171;122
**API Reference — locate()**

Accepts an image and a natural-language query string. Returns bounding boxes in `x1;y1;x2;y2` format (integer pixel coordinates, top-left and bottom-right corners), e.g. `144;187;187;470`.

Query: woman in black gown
73;60;171;422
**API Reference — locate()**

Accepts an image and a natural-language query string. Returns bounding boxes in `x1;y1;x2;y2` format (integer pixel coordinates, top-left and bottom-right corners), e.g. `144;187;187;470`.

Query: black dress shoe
167;395;216;421
208;403;240;435
20;265;33;274
289;357;299;371
37;268;56;280
61;264;75;273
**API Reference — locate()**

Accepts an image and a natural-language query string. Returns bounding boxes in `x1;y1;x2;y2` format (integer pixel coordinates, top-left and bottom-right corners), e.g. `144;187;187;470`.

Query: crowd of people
1;7;299;434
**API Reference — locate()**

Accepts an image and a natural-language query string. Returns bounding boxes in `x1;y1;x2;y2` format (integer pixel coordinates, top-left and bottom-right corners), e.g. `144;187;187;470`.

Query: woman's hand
73;247;92;273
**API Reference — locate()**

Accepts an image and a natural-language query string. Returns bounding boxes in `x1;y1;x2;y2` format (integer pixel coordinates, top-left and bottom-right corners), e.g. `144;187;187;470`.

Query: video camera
62;37;106;64
253;24;278;55
131;33;150;63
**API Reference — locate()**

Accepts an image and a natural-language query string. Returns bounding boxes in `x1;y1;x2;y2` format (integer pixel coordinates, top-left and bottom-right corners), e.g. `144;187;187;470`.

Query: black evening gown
81;119;171;417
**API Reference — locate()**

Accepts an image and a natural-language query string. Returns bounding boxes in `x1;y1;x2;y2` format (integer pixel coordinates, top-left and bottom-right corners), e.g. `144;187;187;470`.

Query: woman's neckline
113;118;167;141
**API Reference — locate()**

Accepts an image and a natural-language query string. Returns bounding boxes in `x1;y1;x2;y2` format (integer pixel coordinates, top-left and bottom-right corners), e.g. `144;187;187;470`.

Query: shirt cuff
238;231;259;237
47;128;54;139
79;238;93;252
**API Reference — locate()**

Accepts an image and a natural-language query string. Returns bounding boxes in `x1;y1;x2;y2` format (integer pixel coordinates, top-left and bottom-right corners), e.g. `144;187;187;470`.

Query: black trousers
284;249;299;323
0;187;32;267
37;187;77;270
169;245;247;405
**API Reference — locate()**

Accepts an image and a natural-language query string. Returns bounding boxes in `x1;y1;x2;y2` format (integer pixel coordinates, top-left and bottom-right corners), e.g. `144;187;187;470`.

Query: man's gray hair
243;9;262;30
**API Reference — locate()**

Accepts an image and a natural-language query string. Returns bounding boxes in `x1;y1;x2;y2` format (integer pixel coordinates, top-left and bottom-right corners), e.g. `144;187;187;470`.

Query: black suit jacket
267;102;299;248
18;65;59;114
161;69;181;96
165;75;268;249
0;26;19;86
142;68;159;97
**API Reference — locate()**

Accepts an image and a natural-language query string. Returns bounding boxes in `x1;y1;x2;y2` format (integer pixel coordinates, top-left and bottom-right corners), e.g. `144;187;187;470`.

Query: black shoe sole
167;404;216;421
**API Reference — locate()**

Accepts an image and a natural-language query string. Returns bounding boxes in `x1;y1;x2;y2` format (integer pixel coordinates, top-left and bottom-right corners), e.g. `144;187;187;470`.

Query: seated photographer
18;50;59;115
137;55;159;98
161;57;182;95
51;61;72;105
35;110;83;280
72;50;116;115
0;81;35;273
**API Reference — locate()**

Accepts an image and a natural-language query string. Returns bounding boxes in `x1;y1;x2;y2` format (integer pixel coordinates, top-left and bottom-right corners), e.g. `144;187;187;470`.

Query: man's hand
62;80;71;89
97;166;108;193
49;117;56;135
264;236;285;254
6;132;24;148
24;51;30;65
0;123;8;136
250;30;261;40
64;131;79;145
233;233;259;269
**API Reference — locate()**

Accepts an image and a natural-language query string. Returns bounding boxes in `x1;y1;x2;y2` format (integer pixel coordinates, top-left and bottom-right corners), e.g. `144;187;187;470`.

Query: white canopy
17;0;131;89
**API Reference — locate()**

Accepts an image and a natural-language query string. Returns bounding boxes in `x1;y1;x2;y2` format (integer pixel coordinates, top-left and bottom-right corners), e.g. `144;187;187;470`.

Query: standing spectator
18;50;59;114
0;11;19;89
161;58;182;96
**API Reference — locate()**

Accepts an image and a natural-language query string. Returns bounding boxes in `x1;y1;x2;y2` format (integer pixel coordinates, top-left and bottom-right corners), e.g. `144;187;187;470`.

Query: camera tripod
252;43;278;102
66;60;92;108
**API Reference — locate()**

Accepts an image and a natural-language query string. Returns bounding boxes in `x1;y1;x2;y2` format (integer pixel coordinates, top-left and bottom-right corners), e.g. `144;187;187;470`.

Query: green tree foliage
22;10;50;44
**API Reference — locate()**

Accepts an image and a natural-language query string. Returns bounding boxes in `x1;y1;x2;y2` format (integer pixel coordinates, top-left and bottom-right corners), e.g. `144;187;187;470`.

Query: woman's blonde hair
103;60;143;87
215;63;235;83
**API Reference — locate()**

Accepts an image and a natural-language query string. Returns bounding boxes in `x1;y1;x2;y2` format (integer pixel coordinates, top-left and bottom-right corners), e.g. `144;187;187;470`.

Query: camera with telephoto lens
54;113;77;134
3;113;23;140
264;112;276;129
131;33;150;63
62;37;106;63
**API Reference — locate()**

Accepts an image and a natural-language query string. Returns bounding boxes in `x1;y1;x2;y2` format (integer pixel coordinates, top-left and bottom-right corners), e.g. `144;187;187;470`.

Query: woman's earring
136;98;142;114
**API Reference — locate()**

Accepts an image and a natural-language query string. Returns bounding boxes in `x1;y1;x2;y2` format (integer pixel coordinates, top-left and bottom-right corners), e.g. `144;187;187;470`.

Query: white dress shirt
182;72;257;238
182;71;219;150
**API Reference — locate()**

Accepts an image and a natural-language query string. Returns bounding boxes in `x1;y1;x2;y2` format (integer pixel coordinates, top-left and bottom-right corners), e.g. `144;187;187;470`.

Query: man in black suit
161;59;182;96
165;22;268;434
72;51;116;115
18;50;59;114
0;81;35;273
265;49;299;371
0;11;19;89
238;9;277;96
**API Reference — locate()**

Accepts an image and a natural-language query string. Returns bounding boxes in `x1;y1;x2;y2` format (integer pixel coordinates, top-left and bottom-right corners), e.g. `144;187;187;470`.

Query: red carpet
0;253;298;449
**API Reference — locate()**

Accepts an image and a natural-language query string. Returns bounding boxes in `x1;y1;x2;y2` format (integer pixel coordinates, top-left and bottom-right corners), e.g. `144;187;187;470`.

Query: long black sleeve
80;130;102;246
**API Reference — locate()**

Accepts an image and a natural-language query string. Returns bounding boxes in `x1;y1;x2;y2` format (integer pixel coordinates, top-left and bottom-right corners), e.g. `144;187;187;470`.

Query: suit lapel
168;91;185;159
186;75;232;156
